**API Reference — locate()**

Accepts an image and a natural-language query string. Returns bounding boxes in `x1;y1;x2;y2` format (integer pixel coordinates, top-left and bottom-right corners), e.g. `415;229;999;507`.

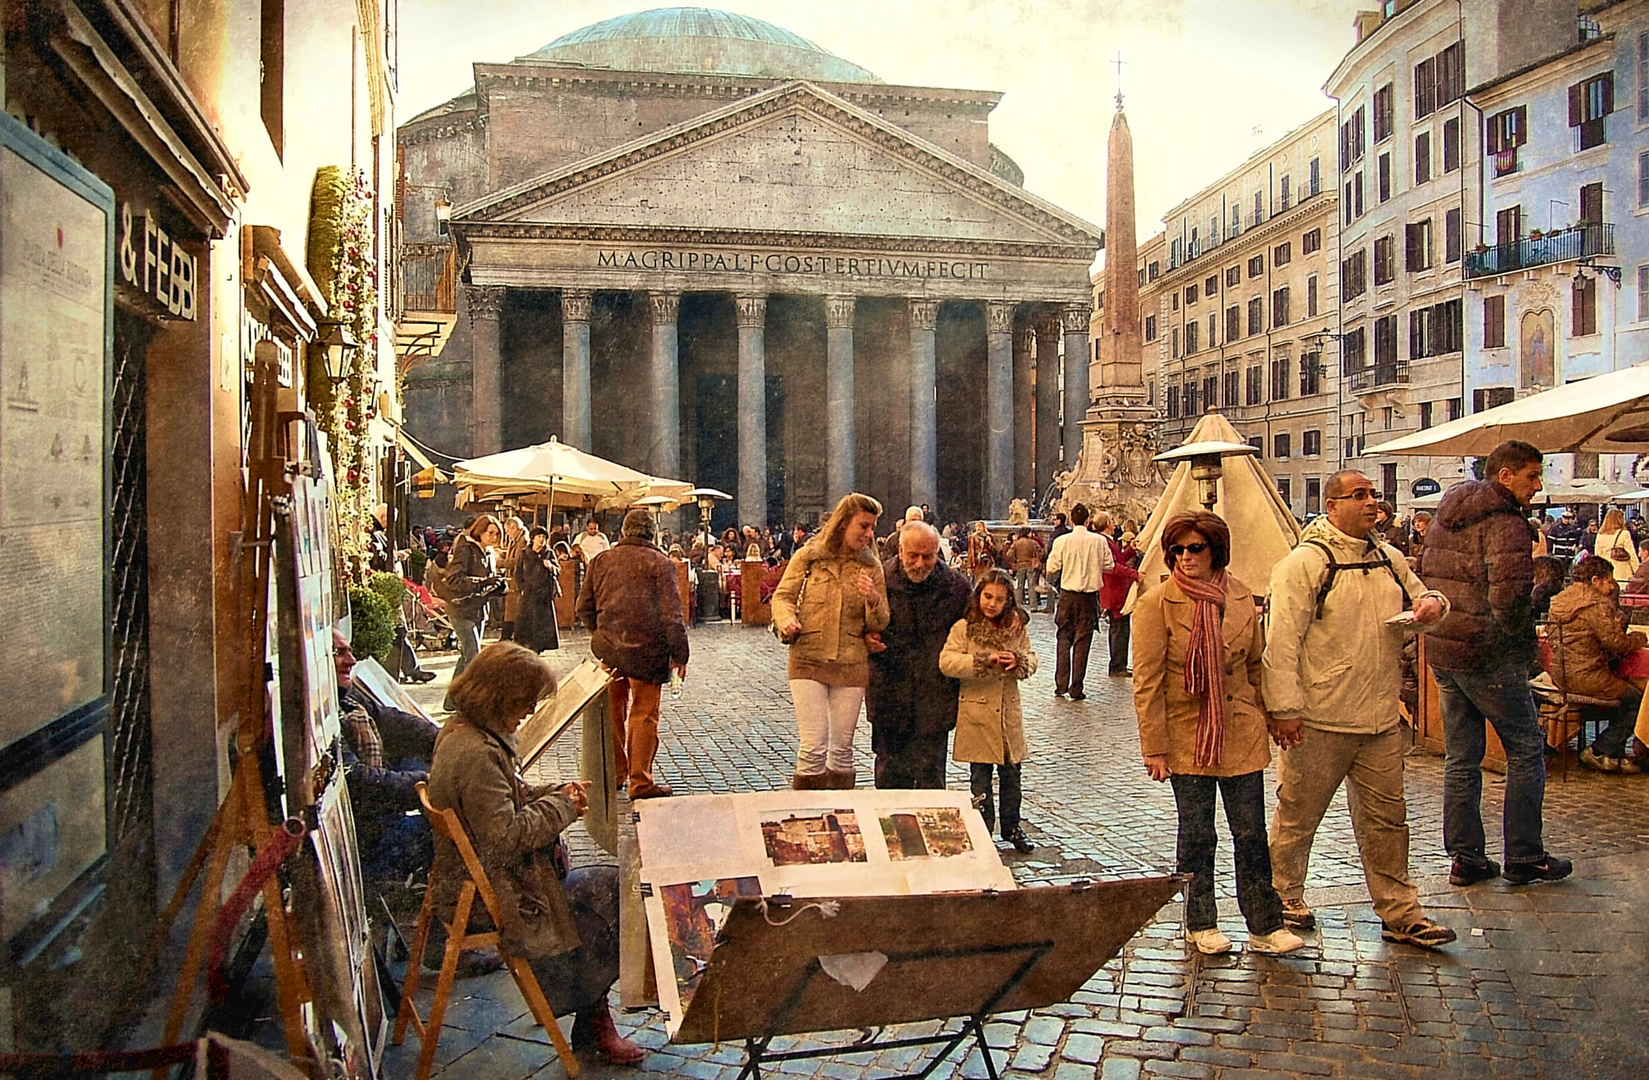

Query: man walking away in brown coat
576;509;689;799
1420;440;1570;887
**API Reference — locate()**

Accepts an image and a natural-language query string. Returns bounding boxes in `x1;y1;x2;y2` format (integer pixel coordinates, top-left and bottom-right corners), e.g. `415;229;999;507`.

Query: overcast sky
398;0;1369;244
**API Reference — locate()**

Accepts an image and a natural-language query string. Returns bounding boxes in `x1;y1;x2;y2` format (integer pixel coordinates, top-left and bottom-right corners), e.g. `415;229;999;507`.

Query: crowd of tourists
328;437;1649;1065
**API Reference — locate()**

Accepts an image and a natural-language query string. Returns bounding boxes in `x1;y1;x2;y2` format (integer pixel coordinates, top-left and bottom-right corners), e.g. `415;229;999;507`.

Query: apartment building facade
1111;111;1343;518
1463;0;1649;486
1328;0;1584;507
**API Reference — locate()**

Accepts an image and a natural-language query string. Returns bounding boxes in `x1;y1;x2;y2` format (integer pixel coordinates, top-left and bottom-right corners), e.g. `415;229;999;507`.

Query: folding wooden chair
393;782;581;1079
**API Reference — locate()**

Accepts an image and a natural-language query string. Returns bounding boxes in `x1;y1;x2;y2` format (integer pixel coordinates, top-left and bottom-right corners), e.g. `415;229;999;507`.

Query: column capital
1062;303;1094;333
649;291;681;324
1036;311;1064;340
986;300;1017;336
561;288;592;323
465;284;505;323
908;298;939;332
734;294;768;328
1018;326;1036;351
824;295;856;329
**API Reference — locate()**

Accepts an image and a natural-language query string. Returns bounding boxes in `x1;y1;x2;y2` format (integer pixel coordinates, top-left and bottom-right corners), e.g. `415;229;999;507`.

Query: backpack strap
1304;538;1415;619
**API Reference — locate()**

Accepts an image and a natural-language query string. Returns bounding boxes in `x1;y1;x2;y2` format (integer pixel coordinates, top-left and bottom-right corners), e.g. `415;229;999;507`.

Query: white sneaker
1186;928;1233;955
1248;928;1306;955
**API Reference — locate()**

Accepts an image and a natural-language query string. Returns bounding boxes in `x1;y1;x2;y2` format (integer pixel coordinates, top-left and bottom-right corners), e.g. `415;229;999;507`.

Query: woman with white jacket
1594;507;1638;585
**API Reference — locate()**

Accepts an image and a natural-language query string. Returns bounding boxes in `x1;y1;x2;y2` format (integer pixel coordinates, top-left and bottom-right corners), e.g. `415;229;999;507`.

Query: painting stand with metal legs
670;878;1180;1080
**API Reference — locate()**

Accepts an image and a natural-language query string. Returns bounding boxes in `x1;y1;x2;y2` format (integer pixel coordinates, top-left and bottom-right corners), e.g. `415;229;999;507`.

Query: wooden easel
152;353;315;1074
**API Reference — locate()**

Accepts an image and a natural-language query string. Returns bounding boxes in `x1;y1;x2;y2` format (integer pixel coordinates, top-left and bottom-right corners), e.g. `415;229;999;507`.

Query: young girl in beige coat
940;568;1039;852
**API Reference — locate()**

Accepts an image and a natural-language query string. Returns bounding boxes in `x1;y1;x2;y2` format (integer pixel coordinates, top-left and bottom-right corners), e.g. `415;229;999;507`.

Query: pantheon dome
523;7;882;83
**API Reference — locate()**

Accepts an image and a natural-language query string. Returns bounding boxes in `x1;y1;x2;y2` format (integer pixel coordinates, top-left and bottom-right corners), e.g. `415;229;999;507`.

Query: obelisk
1058;75;1165;527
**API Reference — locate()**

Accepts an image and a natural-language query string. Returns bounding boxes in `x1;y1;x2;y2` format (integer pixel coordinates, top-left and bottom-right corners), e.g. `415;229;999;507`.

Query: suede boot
824;768;856;790
791;771;829;790
571;1001;644;1065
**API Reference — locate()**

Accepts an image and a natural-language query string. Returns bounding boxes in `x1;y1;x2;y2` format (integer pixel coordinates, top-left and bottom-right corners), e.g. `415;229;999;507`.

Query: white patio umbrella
452;436;690;511
1366;362;1649;457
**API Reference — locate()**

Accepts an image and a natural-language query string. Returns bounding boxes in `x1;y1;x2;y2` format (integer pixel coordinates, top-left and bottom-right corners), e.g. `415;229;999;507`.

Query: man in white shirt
575;519;611;563
1045;504;1113;701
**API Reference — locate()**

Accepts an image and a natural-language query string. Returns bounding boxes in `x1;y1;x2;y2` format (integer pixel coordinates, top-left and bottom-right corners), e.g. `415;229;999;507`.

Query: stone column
908;298;939;510
825;296;856;504
466;284;505;456
649;291;681;478
1013;325;1035;505
561;289;592;450
1034;311;1063;492
735;294;768;525
1062;303;1093;469
986;301;1015;519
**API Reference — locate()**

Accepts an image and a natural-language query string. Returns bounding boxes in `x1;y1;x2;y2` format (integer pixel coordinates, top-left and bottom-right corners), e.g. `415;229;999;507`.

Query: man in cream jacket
1262;470;1456;950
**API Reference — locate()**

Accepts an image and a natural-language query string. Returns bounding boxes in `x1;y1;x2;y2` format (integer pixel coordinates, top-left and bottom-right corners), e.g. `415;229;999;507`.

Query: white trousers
790;679;863;775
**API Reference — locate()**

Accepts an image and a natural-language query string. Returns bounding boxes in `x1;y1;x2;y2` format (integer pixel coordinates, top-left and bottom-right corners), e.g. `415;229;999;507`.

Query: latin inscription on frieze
596;249;988;281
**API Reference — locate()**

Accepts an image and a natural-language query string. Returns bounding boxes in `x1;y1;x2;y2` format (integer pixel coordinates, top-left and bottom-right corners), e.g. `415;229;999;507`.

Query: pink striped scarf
1174;566;1229;768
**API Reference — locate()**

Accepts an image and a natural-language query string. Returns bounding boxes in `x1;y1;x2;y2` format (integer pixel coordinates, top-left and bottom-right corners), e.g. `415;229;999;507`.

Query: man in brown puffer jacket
1420;440;1570;888
1547;555;1647;773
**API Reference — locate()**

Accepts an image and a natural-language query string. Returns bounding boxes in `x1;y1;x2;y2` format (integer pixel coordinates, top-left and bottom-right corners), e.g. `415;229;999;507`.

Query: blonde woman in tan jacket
771;493;891;789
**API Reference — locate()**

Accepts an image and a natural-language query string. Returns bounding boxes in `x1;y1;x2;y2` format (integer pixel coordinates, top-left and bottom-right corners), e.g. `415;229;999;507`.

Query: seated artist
333;630;436;882
1546;556;1647;774
427;641;644;1065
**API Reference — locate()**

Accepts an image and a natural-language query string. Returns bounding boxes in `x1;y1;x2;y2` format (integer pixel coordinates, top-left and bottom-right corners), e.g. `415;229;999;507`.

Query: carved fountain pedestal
1055;394;1165;529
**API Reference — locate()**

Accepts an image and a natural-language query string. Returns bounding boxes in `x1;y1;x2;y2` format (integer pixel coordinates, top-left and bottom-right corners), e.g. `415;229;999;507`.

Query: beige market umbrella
1126;413;1303;611
452;436;689;511
1366;362;1649;457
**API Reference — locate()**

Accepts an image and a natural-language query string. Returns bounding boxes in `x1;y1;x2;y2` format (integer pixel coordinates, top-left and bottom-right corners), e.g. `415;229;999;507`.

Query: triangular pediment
455;82;1101;251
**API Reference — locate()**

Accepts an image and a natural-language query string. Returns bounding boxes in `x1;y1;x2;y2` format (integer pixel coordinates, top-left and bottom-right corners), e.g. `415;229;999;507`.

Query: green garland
307;166;380;568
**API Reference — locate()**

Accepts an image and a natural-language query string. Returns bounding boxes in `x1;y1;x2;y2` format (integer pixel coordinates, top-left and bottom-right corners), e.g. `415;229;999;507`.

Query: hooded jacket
1418;480;1536;671
1546;582;1647;700
1262;516;1447;733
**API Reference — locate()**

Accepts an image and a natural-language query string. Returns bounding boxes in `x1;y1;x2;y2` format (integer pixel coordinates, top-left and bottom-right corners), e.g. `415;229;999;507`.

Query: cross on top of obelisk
1114;52;1125;109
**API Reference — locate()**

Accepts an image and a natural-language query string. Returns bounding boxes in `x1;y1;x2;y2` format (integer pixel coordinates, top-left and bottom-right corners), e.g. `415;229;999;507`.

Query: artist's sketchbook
634;789;1015;1036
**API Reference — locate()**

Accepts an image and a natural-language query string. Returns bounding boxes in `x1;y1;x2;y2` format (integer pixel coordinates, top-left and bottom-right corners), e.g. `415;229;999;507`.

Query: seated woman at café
1546;555;1647;774
426;642;644;1064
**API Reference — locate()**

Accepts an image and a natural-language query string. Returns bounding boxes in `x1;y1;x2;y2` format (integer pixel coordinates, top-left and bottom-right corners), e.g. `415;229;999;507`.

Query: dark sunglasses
1169;542;1210;556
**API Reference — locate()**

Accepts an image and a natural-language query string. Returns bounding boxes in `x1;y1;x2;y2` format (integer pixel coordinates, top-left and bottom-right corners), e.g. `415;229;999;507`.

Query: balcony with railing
1349;360;1409;392
1463;223;1614;280
396;241;460;374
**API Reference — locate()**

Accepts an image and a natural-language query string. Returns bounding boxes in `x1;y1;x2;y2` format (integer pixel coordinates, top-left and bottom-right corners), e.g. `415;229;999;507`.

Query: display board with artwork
634;789;1014;1036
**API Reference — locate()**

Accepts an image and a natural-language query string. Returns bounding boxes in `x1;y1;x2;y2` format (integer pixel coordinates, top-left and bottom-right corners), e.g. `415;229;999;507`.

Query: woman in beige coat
940;569;1038;852
1131;511;1302;957
1594;507;1639;586
772;492;891;789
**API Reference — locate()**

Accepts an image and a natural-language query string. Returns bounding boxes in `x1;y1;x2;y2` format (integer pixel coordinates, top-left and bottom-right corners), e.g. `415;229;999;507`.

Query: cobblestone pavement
369;615;1649;1080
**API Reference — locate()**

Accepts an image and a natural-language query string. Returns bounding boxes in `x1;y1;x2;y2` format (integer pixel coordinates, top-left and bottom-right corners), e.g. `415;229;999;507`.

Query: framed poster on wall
0;112;113;954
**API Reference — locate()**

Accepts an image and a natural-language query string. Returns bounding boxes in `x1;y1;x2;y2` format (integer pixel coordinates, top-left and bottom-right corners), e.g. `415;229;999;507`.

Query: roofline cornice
471;60;1003;107
1465;34;1614;105
1160;108;1337;222
1147;194;1336;289
455;222;1096;263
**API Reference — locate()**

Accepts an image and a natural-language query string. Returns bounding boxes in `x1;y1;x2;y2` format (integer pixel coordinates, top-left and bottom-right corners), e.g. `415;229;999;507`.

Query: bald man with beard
867;522;974;788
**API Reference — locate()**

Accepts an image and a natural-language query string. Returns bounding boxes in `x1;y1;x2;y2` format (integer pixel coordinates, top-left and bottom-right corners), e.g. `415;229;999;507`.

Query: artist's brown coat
1131;575;1272;778
426;720;581;958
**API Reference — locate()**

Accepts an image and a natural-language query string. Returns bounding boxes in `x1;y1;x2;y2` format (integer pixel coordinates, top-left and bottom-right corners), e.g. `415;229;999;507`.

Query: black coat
867;558;973;744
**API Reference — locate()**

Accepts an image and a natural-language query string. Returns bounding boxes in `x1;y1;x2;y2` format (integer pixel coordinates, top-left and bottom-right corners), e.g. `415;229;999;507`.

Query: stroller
404;582;456;654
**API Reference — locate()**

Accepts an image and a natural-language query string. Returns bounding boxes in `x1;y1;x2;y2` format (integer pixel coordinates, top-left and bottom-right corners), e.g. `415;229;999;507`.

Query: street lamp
434;194;452;238
1153;440;1259;511
315;321;360;385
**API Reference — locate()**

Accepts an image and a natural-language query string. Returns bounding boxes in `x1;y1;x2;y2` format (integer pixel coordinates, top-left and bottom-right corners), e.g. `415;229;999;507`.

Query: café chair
394;783;581;1079
1537;621;1620;781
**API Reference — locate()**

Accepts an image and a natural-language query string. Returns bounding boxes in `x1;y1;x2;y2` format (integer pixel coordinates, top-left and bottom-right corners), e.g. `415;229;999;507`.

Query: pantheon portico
401;10;1102;525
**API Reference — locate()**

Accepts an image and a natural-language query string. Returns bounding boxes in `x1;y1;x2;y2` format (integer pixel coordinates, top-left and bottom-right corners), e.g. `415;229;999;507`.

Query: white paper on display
634;789;1014;1037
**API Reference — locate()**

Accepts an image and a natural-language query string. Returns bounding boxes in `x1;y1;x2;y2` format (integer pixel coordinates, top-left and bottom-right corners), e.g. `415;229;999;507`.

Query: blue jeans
1432;665;1548;865
1594;684;1643;759
443;611;484;710
1168;770;1284;934
1013;568;1037;609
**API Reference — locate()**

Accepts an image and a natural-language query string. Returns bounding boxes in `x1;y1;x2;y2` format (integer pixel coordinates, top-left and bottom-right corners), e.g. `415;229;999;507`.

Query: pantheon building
400;7;1102;527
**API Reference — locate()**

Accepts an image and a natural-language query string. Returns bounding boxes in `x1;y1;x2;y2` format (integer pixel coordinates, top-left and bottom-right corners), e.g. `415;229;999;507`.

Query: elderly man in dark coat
576;508;690;799
868;521;974;788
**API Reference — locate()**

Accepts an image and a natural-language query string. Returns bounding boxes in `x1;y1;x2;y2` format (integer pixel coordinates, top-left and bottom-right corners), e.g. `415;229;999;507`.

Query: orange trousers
607;676;663;796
